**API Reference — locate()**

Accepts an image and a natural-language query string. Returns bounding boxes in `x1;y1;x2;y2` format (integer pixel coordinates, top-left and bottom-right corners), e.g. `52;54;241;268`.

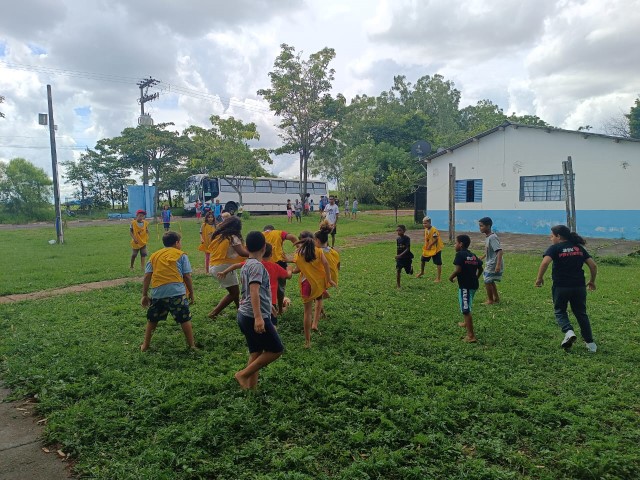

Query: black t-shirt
396;235;412;261
544;241;591;287
453;249;482;289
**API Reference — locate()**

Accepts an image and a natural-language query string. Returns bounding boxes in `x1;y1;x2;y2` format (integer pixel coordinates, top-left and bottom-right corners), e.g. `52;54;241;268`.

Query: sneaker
585;342;597;353
561;330;577;351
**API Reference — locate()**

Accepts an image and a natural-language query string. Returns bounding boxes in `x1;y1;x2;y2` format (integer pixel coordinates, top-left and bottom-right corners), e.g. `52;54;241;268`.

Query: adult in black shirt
535;225;598;353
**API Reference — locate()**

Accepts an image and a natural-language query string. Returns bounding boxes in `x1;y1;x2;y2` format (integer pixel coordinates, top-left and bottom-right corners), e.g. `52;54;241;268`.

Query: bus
183;174;328;215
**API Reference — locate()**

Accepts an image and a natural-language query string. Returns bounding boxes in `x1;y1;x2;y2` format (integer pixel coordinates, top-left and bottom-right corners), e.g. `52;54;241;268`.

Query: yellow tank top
263;229;287;262
208;236;244;266
323;247;340;285
149;247;185;288
198;222;217;252
422;227;443;257
130;220;149;248
294;247;328;303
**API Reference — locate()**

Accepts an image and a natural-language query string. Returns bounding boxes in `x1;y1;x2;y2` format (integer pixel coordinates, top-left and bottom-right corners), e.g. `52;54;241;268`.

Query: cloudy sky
1;0;639;197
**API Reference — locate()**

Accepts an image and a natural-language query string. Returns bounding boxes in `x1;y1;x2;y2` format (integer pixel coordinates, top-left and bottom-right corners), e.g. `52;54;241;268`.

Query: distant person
214;199;223;222
130;209;149;271
449;234;483;343
351;198;358;220
479;217;503;304
319;195;326;212
304;197;310;215
344;197;350;218
294;199;302;223
140;231;196;351
535;225;598;353
416;216;444;282
395;224;414;289
202;201;212;216
195;199;202;220
198;211;217;273
161;204;172;232
234;231;284;390
313;221;340;329
323;196;340;247
310;198;314;212
286;199;293;223
262;225;298;315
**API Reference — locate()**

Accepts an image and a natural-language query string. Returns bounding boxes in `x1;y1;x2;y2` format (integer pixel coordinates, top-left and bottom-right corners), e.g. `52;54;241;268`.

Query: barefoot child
314;221;340;328
198;211;216;273
130;209;150;271
535;225;598;353
416;216;444;282
449;234;483;343
293;232;336;348
140;232;196;351
479;216;503;304
395;225;414;289
234;231;284;390
161;204;172;232
263;225;298;315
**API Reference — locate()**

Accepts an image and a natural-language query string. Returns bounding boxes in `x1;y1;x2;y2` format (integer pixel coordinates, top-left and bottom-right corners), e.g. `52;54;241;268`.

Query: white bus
183;174;328;214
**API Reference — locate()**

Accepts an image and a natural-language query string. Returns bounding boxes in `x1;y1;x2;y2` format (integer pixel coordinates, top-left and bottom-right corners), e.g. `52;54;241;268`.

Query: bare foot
304;342;311;349
140;344;149;352
207;311;218;320
312;328;321;335
415;273;424;278
433;279;441;283
234;372;251;390
458;322;466;328
461;336;477;343
483;301;495;305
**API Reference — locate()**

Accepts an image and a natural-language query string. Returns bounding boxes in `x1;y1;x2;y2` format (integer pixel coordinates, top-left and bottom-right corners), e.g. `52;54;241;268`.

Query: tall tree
375;166;419;223
459;100;507;135
507;113;549;127
625;97;640;139
0;158;52;218
258;44;345;200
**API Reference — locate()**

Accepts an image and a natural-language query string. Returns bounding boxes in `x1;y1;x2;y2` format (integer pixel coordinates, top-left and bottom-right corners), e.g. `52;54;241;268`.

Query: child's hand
329;279;337;288
254;316;265;334
141;295;150;308
216;272;227;280
587;281;596;291
188;292;195;304
535;278;544;287
449;277;455;283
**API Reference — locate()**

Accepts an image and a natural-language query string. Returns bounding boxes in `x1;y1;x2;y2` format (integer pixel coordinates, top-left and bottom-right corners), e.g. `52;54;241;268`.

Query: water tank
138;114;154;126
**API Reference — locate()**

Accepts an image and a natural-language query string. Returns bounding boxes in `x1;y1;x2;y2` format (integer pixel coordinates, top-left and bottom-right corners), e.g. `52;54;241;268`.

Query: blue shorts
237;312;284;354
483;271;503;284
458;288;476;314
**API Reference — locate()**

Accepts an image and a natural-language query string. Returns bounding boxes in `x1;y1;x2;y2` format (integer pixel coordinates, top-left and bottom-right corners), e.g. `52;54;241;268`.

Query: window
519;175;571;202
255;180;271;193
271;180;286;193
239;179;255;193
219;178;236;193
313;182;327;194
455;179;483;203
286;181;300;194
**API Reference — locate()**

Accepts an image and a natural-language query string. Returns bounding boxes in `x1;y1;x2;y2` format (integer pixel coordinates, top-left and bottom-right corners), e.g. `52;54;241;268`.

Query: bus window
203;178;219;201
220;178;236;193
240;179;255;193
185;179;199;203
272;180;286;193
255;180;271;193
313;182;327;194
286;181;299;194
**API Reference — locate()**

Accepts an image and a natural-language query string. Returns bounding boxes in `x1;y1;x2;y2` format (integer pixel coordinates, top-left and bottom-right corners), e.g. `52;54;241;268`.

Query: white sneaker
561;330;577;350
585;342;597;353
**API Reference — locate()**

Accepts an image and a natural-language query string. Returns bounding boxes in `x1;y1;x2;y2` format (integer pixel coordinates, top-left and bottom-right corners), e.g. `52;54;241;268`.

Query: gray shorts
483;270;503;284
211;264;239;288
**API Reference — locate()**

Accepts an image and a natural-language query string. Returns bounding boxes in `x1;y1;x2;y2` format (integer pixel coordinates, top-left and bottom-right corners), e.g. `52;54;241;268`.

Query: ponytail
295;237;317;263
314;220;332;245
551;225;586;245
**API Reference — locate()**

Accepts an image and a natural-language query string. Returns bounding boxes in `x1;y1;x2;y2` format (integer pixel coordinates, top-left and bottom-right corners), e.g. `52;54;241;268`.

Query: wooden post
562;156;577;231
448;163;456;242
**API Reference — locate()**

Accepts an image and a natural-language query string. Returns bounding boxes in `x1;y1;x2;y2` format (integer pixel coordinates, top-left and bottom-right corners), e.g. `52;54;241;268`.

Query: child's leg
303;301;313;347
568;288;594;343
331;233;335;247
491;283;500;303
180;321;196;349
235;351;282;390
435;264;442;282
312;299;323;331
141;321;157;351
208;285;240;318
462;313;476;342
416;259;426;277
396;268;402;288
204;253;210;274
130;249;138;269
483;282;495;304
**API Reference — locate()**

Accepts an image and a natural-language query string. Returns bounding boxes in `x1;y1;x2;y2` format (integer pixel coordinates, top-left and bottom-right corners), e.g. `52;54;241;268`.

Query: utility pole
46;85;64;244
136;77;159;216
448;163;456;242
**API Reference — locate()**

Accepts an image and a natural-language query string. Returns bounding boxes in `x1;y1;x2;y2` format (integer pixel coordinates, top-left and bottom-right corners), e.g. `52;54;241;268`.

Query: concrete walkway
0;388;70;479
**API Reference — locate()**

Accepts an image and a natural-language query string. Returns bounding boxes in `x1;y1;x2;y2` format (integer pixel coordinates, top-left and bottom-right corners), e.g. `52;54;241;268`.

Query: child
294;199;302;222
416;216;444;282
352;198;358;220
217;243;293;326
130;209;150;271
314;221;341;329
323;196;340;247
344;197;350;219
198;211;216;273
478;216;503;304
234;231;284;390
535;225;598;353
263;225;298;315
195;199;202;220
161;204;172;232
286;199;293;223
449;234;483;343
395;224;414;289
140;232;196;351
293;232;336;348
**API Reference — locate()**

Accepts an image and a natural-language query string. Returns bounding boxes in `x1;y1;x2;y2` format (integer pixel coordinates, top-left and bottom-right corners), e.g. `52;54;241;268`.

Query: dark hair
299;230;314;240
263;243;273;258
163;231;181;247
246;231;266;253
456;234;471;249
204;211;215;222
295;237;317;262
478;217;493;227
211;216;243;242
551;225;586;245
263;225;275;231
314;220;333;245
397;224;406;232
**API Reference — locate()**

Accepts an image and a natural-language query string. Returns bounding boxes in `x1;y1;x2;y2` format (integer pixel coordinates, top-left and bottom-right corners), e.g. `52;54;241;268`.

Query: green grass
1;213;413;295
1;241;640;479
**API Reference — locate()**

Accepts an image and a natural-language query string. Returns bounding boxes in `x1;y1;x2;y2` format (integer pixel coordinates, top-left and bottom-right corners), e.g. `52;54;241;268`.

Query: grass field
1;217;640;479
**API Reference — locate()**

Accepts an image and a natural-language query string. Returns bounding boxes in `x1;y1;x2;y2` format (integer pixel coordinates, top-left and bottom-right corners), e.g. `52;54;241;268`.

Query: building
420;122;640;240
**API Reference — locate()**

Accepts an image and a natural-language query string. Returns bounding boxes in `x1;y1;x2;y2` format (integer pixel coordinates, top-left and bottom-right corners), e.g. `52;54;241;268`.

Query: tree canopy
0;158;52;219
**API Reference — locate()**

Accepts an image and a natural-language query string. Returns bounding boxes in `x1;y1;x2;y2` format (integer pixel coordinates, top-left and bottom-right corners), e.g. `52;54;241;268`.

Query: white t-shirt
324;204;339;225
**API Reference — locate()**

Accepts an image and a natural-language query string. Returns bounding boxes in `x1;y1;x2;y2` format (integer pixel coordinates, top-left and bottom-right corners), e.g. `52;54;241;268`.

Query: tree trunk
168;190;173;208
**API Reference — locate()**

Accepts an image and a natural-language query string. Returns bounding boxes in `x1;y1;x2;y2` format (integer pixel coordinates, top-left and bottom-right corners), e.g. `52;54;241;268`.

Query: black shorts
147;295;192;324
237;312;284;354
396;261;413;275
163;222;170;230
421;251;443;265
331;226;337;235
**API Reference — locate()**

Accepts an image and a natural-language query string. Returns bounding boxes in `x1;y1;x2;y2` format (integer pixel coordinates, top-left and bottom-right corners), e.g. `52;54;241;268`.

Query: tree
459;100;507;135
375;167;419;224
0;158;52;218
507;113;550;127
0;95;5;118
258;44;346;200
625;97;640;139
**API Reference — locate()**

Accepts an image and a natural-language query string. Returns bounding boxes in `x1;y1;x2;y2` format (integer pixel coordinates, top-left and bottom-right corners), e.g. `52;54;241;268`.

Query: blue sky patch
74;106;91;117
0;42;6;57
28;44;47;55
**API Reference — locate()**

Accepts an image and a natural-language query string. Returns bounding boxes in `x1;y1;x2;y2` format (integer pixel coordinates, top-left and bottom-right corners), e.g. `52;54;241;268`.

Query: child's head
135;209;146;221
163;231;181;248
478;217;492;234
263;225;275;232
295;236;317;262
422;216;432;228
314;220;332;246
246;231;266;254
163;205;168;210
455;234;471;251
396;224;406;235
263;243;273;260
299;230;314;240
212;216;242;241
204;211;215;223
550;225;586;245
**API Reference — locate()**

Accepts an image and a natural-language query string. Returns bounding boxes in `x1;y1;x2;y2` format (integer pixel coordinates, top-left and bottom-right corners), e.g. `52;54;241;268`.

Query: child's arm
249;283;265;333
217;263;242;279
585;258;597;291
477;264;484;278
141;272;153;307
494;249;504;273
232;243;251;258
535;256;552;287
130;226;137;243
183;273;195;304
449;265;462;283
321;253;337;287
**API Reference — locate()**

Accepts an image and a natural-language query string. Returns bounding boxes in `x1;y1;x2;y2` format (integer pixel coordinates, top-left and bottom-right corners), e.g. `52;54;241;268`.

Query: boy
479;216;503;304
323;196;340;247
235;231;284;390
416;216;444;282
449;234;483;343
130;209;150;271
263;225;298;315
294;199;303;223
395;224;414;289
140;232;196;351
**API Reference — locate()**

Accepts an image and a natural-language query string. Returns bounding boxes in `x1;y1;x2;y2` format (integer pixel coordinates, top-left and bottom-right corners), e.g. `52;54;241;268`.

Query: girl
535;225;598;353
207;216;249;320
198;211;216;273
161;204;171;232
313;221;341;328
286;199;293;223
292;231;336;348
